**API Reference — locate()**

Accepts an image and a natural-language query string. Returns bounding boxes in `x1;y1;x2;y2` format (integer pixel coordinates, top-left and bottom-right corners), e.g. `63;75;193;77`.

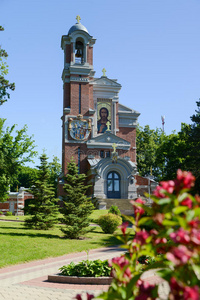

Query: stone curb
48;274;113;285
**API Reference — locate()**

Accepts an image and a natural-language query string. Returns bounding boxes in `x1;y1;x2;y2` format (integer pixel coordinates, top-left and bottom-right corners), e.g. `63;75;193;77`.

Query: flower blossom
180;197;193;209
190;228;200;246
131;198;145;217
133;230;149;246
75;293;94;300
86;293;94;300
183;286;199;300
189;218;200;228
153;180;175;198
166;245;193;265
169;277;183;299
75;294;82;300
175;169;195;192
152;213;165;225
135;280;157;300
170;228;190;245
109;256;132;283
119;222;129;236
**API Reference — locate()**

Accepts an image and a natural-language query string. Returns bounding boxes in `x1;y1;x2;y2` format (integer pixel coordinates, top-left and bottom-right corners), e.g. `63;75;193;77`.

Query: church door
107;171;121;198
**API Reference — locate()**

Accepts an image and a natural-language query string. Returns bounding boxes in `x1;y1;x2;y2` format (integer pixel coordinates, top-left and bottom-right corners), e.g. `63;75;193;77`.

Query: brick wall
117;127;136;162
65;44;71;63
0;191;34;216
87;46;93;65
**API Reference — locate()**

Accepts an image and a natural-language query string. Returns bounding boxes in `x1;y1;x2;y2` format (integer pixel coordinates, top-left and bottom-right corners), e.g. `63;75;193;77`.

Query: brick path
0;246;169;300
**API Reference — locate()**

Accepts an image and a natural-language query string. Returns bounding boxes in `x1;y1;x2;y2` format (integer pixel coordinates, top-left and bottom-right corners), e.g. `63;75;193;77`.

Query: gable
118;103;140;115
92;77;121;88
87;131;130;150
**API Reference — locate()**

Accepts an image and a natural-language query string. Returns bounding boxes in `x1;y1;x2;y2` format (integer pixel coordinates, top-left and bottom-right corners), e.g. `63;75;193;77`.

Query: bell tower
60;16;96;180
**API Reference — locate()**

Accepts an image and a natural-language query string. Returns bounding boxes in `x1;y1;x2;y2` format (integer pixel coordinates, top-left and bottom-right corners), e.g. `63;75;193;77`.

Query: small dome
68;22;89;35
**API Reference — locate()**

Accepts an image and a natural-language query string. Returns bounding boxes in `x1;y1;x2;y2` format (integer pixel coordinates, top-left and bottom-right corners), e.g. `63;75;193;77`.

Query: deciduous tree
0;26;15;105
0;119;37;201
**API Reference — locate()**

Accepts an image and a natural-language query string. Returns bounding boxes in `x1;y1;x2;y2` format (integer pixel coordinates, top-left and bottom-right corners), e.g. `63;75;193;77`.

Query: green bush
5;211;13;216
0;211;3;215
108;205;121;216
98;213;122;234
59;259;111;277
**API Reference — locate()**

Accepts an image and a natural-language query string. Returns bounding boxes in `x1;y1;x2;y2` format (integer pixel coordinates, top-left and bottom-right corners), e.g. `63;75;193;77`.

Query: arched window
75;40;84;64
107;171;121;199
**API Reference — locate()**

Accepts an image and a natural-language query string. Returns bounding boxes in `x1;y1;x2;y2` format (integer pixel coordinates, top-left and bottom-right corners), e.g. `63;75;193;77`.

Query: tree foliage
136;100;200;193
136;125;165;180
49;156;61;197
24;153;59;230
11;166;38;191
61;158;94;239
0;26;15;105
0;119;37;201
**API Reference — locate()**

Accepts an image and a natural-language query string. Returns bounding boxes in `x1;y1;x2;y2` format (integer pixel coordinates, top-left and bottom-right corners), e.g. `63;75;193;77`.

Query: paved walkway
0;246;169;300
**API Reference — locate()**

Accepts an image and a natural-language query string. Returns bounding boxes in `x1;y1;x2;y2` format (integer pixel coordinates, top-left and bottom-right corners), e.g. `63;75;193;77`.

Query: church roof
68;22;89;35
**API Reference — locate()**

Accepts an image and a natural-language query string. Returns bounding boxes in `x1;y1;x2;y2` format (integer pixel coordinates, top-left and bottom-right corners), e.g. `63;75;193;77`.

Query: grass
89;209;109;223
0;217;122;268
0;209;109;222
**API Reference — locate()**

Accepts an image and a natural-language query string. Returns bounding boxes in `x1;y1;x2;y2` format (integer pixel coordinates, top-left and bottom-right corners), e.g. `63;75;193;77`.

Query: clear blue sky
1;0;200;167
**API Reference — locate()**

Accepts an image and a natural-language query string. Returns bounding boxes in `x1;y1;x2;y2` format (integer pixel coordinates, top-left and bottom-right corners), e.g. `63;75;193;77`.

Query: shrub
5;211;13;216
0;211;3;215
76;169;200;299
98;213;122;234
108;205;121;216
59;259;111;277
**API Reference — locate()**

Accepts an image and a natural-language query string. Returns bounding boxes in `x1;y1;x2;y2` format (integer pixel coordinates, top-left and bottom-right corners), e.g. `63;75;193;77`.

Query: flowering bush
76;170;200;299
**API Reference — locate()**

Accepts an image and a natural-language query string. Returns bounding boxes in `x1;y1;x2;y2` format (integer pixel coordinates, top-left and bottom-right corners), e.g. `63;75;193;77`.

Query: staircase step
102;199;134;215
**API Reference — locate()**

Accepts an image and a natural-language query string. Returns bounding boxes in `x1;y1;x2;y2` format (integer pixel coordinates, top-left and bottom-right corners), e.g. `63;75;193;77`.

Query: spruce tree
24;153;59;230
61;158;94;239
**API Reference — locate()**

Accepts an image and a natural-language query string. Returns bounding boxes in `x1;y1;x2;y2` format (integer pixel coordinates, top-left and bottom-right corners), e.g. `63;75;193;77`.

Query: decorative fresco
68;115;91;141
97;99;112;133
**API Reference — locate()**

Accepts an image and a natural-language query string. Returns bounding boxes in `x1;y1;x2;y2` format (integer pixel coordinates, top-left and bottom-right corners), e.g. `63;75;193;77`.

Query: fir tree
24;153;59;230
61;158;94;239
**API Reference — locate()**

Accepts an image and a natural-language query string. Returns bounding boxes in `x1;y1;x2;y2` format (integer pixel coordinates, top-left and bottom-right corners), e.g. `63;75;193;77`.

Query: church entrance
107;171;121;198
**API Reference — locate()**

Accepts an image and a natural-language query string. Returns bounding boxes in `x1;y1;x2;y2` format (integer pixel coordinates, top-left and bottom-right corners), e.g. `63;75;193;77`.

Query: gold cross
106;121;111;131
112;143;117;152
76;15;81;23
102;68;106;76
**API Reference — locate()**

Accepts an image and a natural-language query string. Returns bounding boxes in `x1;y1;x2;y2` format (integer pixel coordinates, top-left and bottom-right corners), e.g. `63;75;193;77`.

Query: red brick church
0;16;157;216
58;16;156;203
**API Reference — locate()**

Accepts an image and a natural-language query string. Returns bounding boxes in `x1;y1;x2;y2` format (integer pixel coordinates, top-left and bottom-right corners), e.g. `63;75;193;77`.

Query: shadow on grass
0;231;62;239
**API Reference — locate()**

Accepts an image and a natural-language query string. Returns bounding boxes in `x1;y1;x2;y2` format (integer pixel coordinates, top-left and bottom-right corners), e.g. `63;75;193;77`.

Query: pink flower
166;245;193;265
133;230;149;245
175;169;195;192
154;237;167;245
86;293;94;300
135;280;157;300
119;222;129;236
75;294;82;300
153;180;175;198
189;218;200;228
180;197;193;209
131;198;145;217
183;286;199;300
191;228;200;245
152;213;165;225
110;256;132;283
170;228;190;244
169;277;183;299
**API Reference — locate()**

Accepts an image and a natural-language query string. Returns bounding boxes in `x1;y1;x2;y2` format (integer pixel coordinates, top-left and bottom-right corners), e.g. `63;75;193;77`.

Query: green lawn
0;209;109;222
0;212;121;268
